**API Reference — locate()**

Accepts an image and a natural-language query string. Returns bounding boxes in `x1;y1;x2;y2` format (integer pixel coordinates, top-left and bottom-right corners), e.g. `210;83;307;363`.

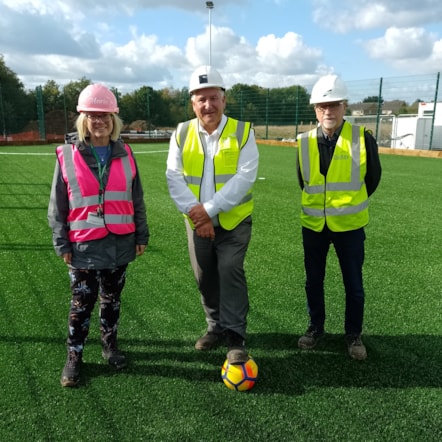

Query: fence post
428;72;440;151
375;77;383;141
265;88;269;140
36;85;45;140
0;84;5;139
63;88;68;134
146;90;151;137
295;86;299;138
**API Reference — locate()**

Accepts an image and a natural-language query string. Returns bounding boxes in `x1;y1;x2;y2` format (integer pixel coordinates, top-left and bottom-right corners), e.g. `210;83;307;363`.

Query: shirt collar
198;114;227;136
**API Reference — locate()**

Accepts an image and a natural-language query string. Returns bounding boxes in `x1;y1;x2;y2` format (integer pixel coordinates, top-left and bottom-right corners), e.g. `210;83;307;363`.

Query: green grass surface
0;143;441;441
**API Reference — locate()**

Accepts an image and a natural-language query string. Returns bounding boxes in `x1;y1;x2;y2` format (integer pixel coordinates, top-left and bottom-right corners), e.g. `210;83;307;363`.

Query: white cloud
366;27;434;59
312;0;442;33
364;27;441;74
256;32;322;75
0;0;440;92
312;1;388;33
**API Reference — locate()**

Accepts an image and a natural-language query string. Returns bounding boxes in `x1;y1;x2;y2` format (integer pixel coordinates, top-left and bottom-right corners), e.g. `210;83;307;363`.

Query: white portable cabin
391;102;442;150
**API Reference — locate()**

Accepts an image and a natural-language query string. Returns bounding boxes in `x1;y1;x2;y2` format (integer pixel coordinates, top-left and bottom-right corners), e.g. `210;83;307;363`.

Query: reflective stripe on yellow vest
297;122;369;232
176;117;253;230
57;143;136;242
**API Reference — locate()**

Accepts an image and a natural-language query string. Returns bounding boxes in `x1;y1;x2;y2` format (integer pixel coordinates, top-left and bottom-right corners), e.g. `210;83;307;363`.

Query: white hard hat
189;65;225;94
310;75;348;104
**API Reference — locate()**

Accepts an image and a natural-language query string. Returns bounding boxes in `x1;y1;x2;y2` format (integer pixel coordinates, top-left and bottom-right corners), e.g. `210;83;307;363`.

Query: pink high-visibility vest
56;143;136;242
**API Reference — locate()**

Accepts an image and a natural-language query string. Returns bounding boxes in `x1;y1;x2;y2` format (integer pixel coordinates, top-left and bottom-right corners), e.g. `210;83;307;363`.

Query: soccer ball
221;357;258;391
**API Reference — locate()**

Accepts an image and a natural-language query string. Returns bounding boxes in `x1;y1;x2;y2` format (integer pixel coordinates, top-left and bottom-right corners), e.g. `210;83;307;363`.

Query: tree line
0;55;422;136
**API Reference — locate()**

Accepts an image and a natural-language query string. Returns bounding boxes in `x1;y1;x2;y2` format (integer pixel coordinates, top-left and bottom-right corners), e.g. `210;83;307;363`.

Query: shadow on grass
70;332;442;393
2;333;441;394
247;332;442;394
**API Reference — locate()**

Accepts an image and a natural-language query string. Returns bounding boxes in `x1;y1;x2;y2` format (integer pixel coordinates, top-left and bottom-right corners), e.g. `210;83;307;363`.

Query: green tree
227;84;266;122
119;86;154;129
363;95;384;104
63;77;91;113
269;85;314;125
165;87;191;126
41;80;64;112
0;54;34;135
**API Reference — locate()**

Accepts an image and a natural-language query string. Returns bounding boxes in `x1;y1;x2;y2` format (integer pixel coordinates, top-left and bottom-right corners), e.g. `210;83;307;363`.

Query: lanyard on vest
89;143;110;215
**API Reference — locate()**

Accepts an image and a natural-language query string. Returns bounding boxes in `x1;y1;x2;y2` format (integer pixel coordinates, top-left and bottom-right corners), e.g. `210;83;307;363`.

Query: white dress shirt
166;115;259;223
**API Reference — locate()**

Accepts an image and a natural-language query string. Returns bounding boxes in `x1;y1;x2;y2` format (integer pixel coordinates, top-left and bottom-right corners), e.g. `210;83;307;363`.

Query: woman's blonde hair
75;113;124;142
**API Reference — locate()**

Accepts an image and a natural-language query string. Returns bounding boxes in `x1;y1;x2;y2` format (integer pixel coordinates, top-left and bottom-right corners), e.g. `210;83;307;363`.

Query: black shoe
61;350;82;387
298;326;324;350
225;330;249;364
195;332;223;351
102;346;127;369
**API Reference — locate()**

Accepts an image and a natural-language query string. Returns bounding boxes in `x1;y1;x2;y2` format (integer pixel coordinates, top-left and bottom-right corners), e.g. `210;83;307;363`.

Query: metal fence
1;72;441;150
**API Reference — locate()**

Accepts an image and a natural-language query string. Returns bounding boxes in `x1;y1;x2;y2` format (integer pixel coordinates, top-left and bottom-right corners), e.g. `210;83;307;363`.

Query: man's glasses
314;102;343;113
86;114;112;122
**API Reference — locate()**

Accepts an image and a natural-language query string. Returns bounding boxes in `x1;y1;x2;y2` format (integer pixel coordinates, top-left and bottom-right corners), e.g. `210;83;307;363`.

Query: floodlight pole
206;1;214;66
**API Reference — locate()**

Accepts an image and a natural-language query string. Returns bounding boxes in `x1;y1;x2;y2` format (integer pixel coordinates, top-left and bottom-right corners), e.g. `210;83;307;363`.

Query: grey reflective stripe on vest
239;193;252;205
303;200;369;217
215;173;235;184
177;120;197;186
177;120;191;150
298;133;324;194
185;176;202;185
70;214;134;230
105;190;130;201
235;121;246;147
299;125;363;194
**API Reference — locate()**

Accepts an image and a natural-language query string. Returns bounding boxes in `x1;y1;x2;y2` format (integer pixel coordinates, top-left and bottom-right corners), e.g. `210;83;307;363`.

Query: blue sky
1;0;441;95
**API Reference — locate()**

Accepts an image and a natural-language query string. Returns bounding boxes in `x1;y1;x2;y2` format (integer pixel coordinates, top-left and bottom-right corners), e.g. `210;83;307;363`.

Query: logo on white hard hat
199;75;208;84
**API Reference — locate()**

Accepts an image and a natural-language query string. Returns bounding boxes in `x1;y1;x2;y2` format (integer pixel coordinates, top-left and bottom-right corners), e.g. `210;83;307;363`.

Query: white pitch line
0;152;54;155
0;150;169;156
133;150;169;154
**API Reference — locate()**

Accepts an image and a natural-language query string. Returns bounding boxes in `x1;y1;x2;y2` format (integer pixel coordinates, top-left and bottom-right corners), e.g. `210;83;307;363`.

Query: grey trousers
185;216;252;338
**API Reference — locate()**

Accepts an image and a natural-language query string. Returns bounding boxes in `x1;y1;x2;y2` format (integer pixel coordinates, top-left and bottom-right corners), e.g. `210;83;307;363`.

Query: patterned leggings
66;265;128;353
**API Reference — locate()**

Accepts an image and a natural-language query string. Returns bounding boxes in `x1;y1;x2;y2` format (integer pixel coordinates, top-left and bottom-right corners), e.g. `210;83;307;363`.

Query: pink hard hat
76;84;119;113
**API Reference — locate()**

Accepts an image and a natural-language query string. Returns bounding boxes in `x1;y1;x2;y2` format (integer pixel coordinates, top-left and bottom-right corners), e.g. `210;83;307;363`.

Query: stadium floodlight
206;2;214;66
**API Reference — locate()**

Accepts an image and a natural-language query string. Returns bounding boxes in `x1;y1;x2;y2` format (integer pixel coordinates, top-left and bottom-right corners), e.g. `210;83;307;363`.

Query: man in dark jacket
296;75;381;360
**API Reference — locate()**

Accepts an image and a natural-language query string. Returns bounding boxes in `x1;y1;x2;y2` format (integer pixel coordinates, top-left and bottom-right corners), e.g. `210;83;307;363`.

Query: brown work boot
102;345;127;369
225;330;248;364
298;326;324;350
346;335;367;360
61;350;82;387
195;332;223;351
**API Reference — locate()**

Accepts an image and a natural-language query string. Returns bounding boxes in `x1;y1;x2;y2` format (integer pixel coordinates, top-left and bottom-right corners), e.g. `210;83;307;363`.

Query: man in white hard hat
296;74;382;360
166;65;259;364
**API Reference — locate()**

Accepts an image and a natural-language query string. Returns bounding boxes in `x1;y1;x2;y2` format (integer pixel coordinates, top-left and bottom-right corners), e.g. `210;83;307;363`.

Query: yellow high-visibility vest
176;117;253;230
297;122;369;232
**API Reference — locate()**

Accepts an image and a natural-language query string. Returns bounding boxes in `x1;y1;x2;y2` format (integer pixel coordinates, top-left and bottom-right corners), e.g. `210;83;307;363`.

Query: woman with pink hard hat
48;84;149;387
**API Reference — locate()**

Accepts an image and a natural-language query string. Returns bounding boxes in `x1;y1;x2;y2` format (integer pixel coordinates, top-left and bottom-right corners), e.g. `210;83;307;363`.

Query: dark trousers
302;226;366;335
66;265;128;353
185;217;252;338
